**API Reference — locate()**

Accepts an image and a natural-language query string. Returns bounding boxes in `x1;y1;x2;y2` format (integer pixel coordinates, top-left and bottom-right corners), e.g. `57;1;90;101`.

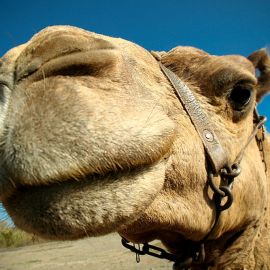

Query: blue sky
0;0;270;223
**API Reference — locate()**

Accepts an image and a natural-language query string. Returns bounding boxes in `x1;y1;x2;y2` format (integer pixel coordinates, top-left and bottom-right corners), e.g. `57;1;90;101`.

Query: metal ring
218;186;233;211
208;172;225;197
221;164;241;178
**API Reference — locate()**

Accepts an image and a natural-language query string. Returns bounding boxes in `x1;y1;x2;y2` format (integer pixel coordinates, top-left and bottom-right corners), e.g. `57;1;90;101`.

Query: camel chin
4;160;166;240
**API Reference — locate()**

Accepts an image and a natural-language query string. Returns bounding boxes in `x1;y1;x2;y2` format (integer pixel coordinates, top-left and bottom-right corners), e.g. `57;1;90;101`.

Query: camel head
0;26;270;268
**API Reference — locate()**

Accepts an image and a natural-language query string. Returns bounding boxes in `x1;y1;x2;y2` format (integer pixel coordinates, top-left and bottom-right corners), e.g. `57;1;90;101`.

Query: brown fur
0;26;270;269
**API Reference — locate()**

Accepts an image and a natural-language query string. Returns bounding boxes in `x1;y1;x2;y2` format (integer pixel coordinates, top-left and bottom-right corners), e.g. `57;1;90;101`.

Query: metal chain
122;238;180;261
208;163;240;212
122;238;206;269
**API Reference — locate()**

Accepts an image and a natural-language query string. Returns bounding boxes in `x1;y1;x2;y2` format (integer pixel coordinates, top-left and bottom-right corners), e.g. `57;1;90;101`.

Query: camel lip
0;151;169;203
1;169;115;202
0;164;150;203
3;161;167;240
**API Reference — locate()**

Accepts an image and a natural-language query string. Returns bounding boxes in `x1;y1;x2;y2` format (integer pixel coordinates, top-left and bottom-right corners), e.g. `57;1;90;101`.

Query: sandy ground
0;233;172;270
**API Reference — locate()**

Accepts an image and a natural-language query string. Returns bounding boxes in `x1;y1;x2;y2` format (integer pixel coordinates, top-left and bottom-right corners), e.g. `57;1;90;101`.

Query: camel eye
229;86;252;111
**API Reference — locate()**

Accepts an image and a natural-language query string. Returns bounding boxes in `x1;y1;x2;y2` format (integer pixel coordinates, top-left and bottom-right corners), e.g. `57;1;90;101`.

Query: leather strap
159;63;228;173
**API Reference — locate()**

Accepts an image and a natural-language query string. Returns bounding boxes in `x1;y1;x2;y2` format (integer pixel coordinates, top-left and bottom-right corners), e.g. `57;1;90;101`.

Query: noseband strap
159;63;228;174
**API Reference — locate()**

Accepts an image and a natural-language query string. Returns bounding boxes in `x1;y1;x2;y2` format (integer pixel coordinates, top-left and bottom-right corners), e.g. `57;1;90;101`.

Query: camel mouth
3;160;167;240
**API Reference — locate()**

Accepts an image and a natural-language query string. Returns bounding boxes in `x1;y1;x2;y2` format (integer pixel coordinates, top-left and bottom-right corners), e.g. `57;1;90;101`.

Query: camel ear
248;48;270;102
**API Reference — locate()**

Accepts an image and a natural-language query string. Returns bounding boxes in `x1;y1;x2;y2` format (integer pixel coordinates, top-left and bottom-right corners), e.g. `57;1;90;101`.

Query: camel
0;25;270;269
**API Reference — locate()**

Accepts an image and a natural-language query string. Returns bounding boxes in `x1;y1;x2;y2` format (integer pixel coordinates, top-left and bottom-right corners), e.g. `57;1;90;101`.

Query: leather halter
122;60;267;269
159;63;228;174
